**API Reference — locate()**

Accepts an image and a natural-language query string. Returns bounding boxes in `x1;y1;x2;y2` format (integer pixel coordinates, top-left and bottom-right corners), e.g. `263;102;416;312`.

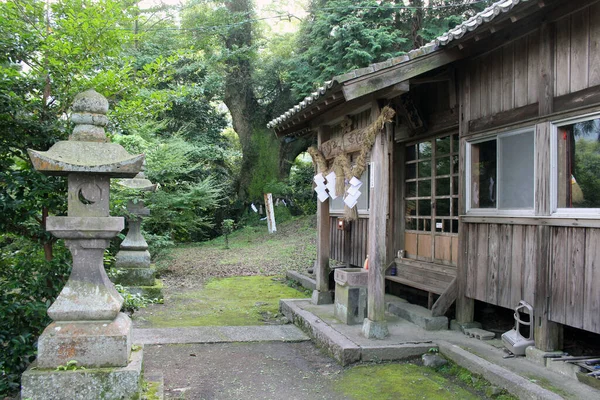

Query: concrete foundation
21;345;143;400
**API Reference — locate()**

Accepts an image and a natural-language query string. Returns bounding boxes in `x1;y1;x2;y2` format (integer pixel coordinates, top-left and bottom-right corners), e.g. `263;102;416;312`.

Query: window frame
550;111;600;216
465;127;536;216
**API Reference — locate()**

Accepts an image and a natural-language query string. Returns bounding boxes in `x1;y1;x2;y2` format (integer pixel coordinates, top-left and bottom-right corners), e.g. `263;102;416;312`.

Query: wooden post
362;102;389;339
534;225;563;351
456;67;475;325
538;23;555;117
312;126;333;305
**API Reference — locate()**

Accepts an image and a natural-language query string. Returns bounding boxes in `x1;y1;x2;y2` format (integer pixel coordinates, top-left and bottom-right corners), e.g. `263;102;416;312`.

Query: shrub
0;236;71;397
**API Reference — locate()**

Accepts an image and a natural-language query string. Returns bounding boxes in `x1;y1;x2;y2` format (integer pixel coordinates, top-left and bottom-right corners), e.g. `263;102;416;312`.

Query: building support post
312;126;332;305
363;102;389;339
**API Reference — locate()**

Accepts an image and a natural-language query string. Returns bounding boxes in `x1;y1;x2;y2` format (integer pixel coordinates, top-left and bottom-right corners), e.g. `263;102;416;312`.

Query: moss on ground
333;362;517;400
333;363;482;400
141;276;309;327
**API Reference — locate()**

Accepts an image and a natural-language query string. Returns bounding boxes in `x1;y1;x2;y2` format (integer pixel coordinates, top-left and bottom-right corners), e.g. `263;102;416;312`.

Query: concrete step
286;270;316;291
464;328;495;340
386;299;448;331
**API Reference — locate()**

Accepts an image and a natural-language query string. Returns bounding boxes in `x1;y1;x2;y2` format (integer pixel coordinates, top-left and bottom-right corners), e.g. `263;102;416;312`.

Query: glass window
556;117;600;209
468;129;534;211
405;133;459;234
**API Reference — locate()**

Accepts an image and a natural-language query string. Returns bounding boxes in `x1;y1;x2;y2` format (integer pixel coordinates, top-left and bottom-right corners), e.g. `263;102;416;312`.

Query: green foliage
0;236;71;396
288;155;317;216
55;360;85;371
247;130;281;201
114;284;162;314
222;218;234;249
288;0;487;100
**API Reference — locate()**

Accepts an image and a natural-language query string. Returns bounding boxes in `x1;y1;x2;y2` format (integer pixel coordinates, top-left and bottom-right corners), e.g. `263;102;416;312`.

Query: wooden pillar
362;102;389;339
312;126;332;305
456;67;475;324
534;120;563;350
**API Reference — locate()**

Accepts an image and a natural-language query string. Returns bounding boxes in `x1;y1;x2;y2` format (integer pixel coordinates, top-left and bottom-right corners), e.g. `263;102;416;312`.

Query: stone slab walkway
134;325;310;345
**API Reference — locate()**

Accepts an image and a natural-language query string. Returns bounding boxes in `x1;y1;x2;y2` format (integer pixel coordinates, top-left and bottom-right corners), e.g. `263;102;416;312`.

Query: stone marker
112;166;162;299
22;89;145;400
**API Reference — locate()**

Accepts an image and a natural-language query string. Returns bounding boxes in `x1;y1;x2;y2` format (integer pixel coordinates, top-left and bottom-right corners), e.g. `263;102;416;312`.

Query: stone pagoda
112;165;162;299
22;90;145;399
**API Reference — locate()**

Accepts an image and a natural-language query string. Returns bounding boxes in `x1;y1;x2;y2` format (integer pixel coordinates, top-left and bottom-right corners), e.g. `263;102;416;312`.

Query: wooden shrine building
268;0;600;347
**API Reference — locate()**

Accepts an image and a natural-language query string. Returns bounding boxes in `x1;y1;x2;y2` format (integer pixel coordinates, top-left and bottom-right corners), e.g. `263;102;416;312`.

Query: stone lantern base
21;345;143;400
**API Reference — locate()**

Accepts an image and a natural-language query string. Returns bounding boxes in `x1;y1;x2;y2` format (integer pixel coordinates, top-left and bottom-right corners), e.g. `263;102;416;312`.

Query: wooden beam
456;67;475;324
363;102;389;338
431;278;457;317
535;122;552;216
468;103;538;133
553;84;600;113
343;49;462;101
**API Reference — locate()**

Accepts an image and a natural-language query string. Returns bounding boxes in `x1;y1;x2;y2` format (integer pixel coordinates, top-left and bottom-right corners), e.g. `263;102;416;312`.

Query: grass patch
141;276;310;327
333;362;517;400
333;363;482;400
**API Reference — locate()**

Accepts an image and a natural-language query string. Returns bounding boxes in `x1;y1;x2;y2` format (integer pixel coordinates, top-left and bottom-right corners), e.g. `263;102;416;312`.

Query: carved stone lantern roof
28;89;144;177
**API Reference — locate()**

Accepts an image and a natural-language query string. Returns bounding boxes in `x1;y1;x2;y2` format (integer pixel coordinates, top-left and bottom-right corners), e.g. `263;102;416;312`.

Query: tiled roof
267;0;530;131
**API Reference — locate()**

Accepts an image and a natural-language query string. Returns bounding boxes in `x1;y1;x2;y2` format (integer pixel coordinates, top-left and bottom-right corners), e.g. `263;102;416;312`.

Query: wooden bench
386;258;457;317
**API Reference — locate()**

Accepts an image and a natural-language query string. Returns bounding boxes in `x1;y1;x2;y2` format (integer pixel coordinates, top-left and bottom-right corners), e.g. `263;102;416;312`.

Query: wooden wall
467;4;600;122
554;5;600;96
329;216;368;267
464;223;600;334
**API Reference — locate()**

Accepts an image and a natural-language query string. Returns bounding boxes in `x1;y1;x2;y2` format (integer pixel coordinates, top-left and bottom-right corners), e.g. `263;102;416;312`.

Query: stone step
386;299;448;331
464;327;496;340
286;270;316;291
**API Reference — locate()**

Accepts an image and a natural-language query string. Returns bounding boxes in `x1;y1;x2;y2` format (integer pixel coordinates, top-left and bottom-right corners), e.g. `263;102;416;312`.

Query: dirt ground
144;342;347;400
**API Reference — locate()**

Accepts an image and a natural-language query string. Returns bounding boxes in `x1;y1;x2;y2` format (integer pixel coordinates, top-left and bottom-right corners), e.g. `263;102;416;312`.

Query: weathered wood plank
434;235;452;263
502;42;515;112
451;236;459;265
584;228;600;333
527;32;540;105
480;53;491;117
405;232;417;258
418;233;433;260
555;17;571;96
431;278;458;317
498;224;513;309
523;225;536;307
466;224;478;299
538;23;555;116
535;225;562;351
366;102;388;328
342;49;461;101
553;84;600;113
468;103;538;133
549;227;568;323
470;60;481;119
456;69;474;323
565;228;585;329
510;225;525;308
487;224;499;306
589;3;600;87
569;10;589;93
535;122;552;215
475;224;489;302
514;35;529;107
491;49;503;115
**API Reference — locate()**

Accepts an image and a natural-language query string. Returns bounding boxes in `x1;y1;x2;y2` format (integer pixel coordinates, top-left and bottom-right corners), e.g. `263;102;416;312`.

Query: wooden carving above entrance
320;127;368;160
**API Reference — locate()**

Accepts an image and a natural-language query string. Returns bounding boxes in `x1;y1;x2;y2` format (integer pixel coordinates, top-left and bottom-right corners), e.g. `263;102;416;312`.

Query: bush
0;236;71;397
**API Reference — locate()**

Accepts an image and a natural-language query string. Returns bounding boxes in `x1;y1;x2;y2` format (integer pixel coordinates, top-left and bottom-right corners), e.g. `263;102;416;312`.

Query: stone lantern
22;90;145;399
112;165;162;299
